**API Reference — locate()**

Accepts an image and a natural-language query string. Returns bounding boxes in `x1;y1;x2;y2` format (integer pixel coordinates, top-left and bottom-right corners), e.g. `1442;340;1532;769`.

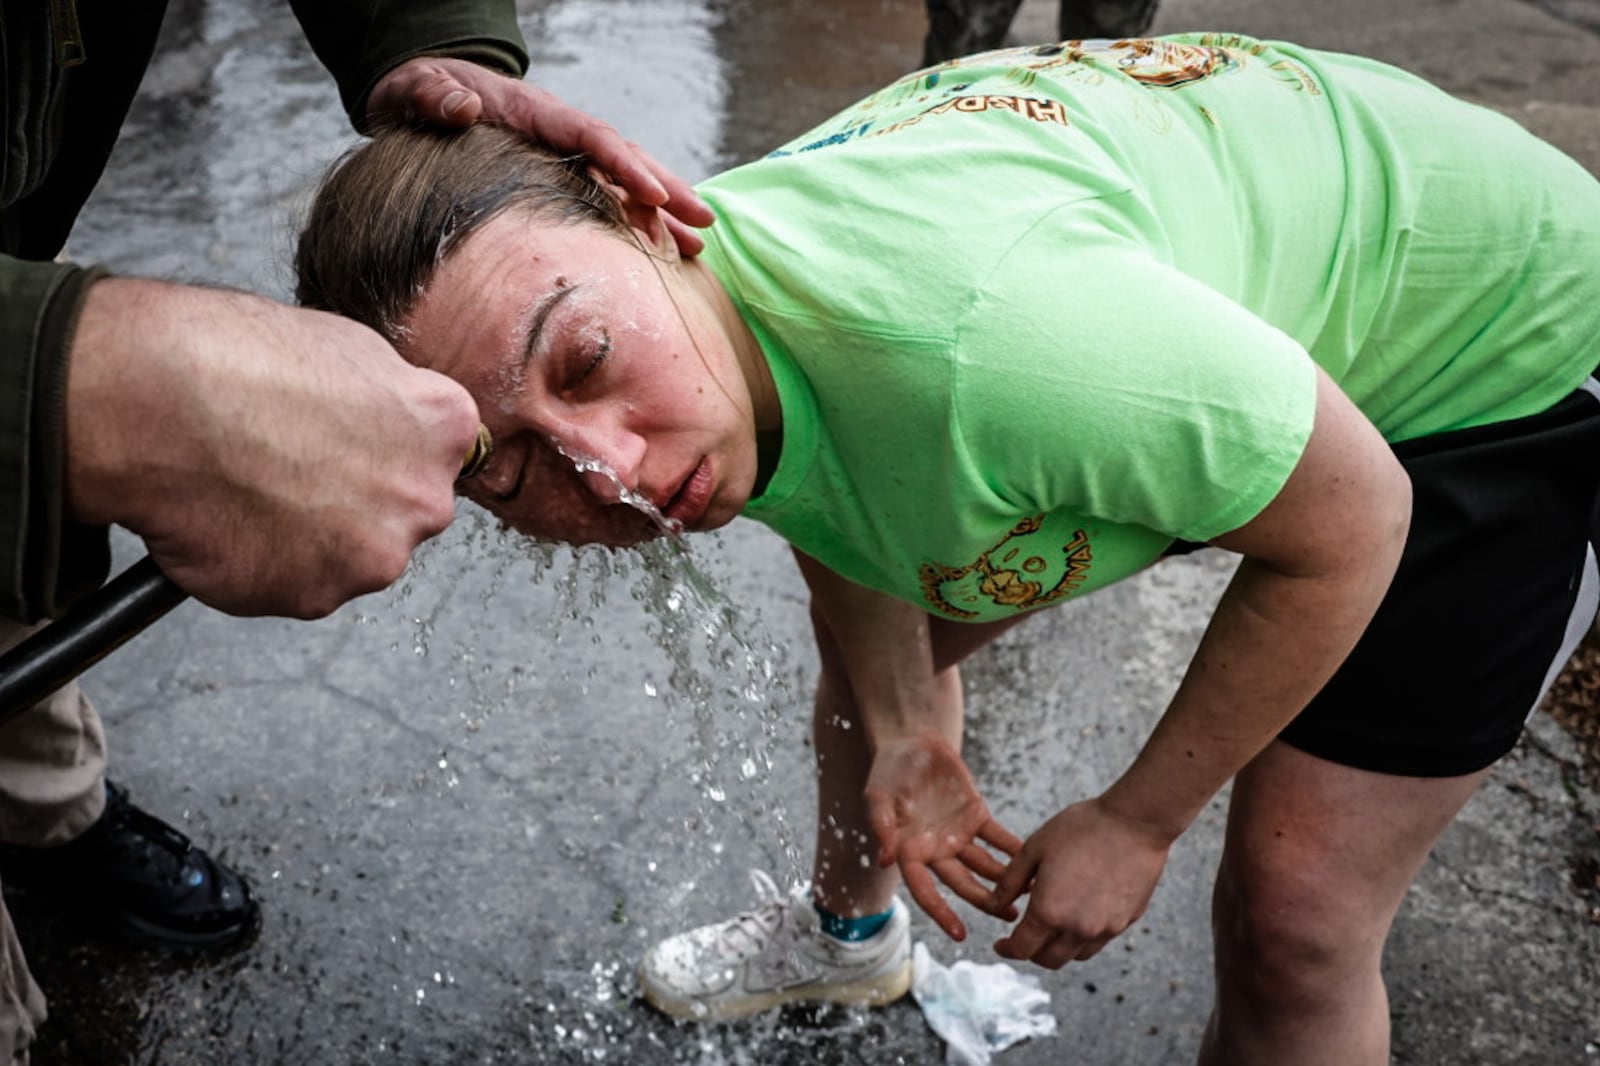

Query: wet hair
294;123;628;342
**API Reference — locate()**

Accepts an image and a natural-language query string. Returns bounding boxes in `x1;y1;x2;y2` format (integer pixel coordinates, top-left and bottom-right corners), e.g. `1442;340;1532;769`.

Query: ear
587;166;676;261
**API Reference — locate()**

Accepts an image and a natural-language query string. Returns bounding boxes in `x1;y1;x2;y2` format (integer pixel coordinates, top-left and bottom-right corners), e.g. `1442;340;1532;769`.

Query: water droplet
553;441;684;536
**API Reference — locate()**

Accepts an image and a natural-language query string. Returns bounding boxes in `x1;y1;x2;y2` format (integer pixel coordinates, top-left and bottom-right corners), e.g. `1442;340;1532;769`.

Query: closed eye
571;331;612;387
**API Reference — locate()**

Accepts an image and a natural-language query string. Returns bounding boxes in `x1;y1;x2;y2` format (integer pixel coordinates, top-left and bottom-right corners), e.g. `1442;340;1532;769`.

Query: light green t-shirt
696;34;1600;623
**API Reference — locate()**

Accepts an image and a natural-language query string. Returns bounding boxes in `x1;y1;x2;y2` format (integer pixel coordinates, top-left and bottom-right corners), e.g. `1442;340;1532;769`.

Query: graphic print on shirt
1002;37;1241;90
919;516;1094;620
769;35;1319;158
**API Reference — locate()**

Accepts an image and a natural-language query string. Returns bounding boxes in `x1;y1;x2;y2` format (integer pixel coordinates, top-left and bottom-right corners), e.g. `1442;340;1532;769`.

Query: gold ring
458;424;494;480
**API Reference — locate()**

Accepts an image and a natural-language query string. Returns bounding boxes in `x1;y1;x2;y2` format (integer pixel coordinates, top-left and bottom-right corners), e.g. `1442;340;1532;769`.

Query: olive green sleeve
288;0;531;132
0;257;111;623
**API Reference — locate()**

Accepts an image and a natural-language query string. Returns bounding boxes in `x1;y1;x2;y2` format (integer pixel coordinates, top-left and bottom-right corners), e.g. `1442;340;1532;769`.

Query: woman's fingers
993;904;1057;963
996;923;1115;970
930;856;1013;920
903;860;968;941
991;843;1039;914
958;841;1009;883
979;817;1025;858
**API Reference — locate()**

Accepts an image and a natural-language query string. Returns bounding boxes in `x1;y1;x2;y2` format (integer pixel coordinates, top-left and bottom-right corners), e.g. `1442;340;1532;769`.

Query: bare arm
1108;364;1410;836
793;550;1022;939
792;549;942;737
67;278;479;619
993;367;1412;966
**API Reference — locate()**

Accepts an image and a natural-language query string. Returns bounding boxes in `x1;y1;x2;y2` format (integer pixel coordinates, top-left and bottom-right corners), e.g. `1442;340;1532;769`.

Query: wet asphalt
13;0;1600;1062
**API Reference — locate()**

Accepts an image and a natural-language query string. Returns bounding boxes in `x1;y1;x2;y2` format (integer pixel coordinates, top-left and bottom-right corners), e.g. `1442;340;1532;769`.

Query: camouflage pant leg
923;0;1162;66
1057;0;1161;39
922;0;1027;65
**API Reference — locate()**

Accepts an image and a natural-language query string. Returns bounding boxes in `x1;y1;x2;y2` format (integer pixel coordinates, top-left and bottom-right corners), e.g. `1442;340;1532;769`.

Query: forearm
1100;367;1412;841
793;550;949;748
65;278;255;531
1103;549;1401;841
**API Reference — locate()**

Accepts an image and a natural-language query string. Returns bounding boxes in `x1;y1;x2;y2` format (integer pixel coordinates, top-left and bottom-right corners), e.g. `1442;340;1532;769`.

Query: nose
550;420;647;507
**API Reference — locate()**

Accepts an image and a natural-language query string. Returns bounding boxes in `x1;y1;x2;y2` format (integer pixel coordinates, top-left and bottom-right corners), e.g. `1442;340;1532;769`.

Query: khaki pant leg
0;619;107;847
0;617;103;1065
0;896;44;1065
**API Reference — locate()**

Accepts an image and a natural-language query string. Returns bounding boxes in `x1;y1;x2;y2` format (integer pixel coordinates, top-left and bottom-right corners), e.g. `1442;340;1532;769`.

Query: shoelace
713;869;796;956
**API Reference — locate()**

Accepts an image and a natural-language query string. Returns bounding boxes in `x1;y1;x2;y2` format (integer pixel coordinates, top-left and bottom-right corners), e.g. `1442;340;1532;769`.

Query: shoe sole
115;902;263;953
639;958;913;1023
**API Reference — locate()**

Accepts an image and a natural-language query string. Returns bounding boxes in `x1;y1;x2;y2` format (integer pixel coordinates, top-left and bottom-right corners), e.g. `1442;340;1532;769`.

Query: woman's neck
678;256;781;432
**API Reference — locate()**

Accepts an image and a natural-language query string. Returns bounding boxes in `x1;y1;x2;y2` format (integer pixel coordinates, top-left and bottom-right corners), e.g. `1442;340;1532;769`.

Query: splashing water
369;486;830;1060
553;440;685;538
352;394;937;1062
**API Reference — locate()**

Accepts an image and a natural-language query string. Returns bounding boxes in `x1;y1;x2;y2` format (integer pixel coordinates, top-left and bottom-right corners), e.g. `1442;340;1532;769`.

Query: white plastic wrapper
910;942;1059;1065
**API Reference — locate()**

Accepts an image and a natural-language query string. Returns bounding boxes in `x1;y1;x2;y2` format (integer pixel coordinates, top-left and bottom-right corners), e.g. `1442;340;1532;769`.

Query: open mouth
662;458;713;528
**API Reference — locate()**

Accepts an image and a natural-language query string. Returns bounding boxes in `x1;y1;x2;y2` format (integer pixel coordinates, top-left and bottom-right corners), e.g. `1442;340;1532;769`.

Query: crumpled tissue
910;942;1058;1066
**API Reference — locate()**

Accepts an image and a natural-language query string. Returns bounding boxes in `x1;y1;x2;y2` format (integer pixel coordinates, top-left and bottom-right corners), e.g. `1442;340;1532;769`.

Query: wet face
402;209;762;547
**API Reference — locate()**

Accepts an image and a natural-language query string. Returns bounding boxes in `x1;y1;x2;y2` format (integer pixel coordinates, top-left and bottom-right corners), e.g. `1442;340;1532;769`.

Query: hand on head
366;56;714;256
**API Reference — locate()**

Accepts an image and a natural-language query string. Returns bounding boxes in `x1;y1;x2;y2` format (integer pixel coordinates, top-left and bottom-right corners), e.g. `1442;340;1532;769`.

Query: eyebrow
522;282;578;368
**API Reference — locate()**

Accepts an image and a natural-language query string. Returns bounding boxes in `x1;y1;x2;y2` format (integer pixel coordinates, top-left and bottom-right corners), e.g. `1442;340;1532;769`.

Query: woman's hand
990;797;1173;968
865;733;1023;941
366;56;715;255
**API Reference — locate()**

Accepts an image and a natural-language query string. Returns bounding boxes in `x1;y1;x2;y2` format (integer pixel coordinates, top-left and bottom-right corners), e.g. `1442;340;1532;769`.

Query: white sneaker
638;870;912;1022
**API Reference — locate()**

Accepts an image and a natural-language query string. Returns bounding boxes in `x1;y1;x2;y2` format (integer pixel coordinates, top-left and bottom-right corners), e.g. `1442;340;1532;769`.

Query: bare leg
1199;741;1490;1066
809;650;962;917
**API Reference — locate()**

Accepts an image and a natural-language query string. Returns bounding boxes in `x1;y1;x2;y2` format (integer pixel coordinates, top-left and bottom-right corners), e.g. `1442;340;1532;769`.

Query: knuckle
418;495;457;538
290;587;341;621
341;540;409;600
422;70;457;92
367;543;414;587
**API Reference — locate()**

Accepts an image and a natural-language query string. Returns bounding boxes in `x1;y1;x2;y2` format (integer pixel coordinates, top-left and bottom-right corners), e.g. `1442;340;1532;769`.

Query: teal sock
814;901;893;943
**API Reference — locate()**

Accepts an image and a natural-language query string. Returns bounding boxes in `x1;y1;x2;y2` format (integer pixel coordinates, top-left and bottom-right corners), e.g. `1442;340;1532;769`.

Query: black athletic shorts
1274;378;1600;777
